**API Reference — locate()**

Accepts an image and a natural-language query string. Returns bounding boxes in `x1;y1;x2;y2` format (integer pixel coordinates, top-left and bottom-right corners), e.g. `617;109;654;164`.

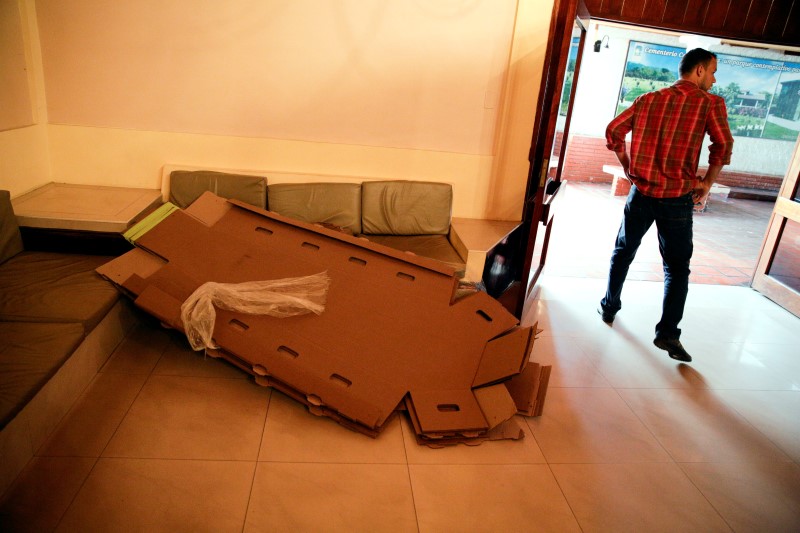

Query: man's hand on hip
692;177;712;205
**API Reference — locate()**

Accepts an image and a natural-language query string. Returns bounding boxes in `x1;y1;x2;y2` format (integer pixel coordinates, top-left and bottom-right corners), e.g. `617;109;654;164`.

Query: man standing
599;48;734;363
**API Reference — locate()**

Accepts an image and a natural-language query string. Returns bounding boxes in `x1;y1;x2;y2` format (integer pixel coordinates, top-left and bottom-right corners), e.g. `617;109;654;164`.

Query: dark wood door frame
513;0;588;317
583;0;799;48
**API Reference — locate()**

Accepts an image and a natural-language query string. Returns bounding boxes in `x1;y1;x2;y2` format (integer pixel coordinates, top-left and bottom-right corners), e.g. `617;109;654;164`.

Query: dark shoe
597;307;615;324
654;337;692;362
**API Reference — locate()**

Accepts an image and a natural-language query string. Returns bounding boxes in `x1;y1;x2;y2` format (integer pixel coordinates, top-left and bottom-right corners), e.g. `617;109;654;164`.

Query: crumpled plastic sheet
180;271;330;351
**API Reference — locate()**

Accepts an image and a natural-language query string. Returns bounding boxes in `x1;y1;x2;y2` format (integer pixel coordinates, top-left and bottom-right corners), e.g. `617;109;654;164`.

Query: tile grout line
241;388;272;533
51;325;170;531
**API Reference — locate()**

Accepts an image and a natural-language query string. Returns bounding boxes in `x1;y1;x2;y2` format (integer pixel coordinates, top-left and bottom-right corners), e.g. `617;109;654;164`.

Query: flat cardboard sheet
98;192;550;443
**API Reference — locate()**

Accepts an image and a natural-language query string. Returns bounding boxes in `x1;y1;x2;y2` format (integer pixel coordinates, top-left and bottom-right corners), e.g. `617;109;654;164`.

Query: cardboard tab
96;247;165;286
407;389;488;434
474;383;518;429
472;326;533;387
504;362;552;416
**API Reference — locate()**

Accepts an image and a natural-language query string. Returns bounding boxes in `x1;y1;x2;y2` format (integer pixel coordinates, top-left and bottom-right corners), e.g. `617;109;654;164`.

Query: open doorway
546;22;798;287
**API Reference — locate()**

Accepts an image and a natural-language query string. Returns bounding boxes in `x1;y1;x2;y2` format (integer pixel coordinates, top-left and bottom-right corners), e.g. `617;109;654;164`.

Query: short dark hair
680;48;717;75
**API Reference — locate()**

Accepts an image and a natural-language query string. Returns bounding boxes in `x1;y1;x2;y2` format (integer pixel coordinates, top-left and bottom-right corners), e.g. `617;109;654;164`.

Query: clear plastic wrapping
180;271;330;351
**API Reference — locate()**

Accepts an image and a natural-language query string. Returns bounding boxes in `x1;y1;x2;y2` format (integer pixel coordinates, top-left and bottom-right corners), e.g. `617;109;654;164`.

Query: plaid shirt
606;80;733;198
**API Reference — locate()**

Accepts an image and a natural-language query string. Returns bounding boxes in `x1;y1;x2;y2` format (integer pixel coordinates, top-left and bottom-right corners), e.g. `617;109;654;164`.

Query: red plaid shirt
606;79;733;198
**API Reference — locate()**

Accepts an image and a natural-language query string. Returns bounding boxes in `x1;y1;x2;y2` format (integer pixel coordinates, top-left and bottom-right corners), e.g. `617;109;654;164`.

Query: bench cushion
268;183;362;235
169;170;267;209
361;181;452;235
0;190;23;265
365;234;466;277
0;320;85;429
0;252;119;332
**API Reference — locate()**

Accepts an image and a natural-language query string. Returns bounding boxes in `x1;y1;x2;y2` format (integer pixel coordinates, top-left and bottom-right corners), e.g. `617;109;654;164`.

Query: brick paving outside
545;181;774;287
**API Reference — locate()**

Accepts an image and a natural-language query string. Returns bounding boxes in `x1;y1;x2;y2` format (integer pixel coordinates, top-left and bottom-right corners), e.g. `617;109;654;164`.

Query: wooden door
513;0;589;318
752;139;800;317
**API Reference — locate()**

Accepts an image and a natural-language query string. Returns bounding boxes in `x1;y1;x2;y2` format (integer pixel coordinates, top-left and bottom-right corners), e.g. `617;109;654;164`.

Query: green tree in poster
624;63;677;83
719;82;741;105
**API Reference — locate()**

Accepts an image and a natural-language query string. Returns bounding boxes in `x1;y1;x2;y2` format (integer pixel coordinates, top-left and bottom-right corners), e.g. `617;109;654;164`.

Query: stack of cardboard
97;192;550;446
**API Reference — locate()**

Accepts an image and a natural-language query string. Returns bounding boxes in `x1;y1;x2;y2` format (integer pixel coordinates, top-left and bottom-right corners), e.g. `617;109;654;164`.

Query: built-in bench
0;191;137;497
727;187;779;201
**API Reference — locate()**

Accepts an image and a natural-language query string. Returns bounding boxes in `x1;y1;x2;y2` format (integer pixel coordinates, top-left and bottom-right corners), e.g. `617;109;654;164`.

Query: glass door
752;137;800;317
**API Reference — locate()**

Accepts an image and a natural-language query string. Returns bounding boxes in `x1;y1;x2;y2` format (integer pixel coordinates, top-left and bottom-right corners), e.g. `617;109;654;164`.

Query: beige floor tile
410;464;580;532
0;456;96;533
2;264;797;532
533;300;619;338
676;340;799;391
37;372;147;457
0;410;35;496
680;461;800;533
529;335;610;388
716;389;800;462
678;308;760;344
244;462;417;533
573;332;707;389
100;322;171;374
618;388;792;463
56;458;254;532
526;387;671;463
152;334;249;380
683;283;775;312
689;307;798;344
103;375;269;460
401;414;545;464
761;307;800;342
259;390;406;463
551;462;731;532
740;343;800;389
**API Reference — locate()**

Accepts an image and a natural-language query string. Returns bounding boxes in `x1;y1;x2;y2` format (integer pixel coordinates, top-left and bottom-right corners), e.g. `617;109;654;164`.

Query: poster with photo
617;41;800;142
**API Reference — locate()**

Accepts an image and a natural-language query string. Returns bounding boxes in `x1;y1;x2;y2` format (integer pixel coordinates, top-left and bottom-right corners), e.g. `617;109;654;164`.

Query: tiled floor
1;272;799;532
1;182;797;531
548;182;774;286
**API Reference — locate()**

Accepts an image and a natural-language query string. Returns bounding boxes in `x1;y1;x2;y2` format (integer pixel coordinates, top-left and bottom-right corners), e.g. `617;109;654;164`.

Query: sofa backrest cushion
268;183;362;235
0;190;24;264
361;181;452;235
169;170;267;209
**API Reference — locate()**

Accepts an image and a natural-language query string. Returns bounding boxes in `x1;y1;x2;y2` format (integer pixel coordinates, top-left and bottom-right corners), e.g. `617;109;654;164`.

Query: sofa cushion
365;234;466;277
268;183;362;235
361;181;452;235
169;170;267;209
0;190;23;265
0;252;119;332
0;320;85;429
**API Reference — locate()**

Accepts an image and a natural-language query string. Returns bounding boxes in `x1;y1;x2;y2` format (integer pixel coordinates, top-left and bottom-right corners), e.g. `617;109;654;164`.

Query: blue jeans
600;185;694;340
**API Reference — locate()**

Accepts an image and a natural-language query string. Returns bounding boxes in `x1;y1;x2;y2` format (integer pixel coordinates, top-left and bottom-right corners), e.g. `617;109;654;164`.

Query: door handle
540;180;565;223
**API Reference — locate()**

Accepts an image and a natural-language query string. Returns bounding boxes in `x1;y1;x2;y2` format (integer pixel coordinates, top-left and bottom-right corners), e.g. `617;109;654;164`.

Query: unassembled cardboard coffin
97;192;550;444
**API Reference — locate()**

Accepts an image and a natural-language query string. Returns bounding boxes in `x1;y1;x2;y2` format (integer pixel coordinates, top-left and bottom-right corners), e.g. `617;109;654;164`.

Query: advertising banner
618;41;800;142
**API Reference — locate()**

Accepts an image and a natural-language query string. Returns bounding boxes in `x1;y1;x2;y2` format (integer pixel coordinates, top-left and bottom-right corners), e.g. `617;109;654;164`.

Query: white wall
0;0;50;196
0;0;33;130
0;0;558;221
36;0;516;156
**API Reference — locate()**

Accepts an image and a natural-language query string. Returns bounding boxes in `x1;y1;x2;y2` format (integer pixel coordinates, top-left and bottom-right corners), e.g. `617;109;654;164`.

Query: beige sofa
0;191;136;497
166;169;468;277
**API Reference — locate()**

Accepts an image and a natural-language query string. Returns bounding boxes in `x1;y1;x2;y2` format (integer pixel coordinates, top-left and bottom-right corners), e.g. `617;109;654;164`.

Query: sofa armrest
0;190;24;264
449;218;521;283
